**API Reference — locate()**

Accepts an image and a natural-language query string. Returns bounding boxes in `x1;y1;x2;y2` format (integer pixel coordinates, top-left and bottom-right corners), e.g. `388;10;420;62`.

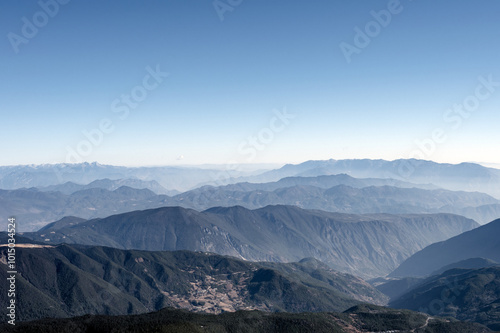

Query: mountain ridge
227;159;500;199
23;205;479;278
2;158;500;197
0;244;387;322
390;266;500;330
390;218;500;278
4;179;499;231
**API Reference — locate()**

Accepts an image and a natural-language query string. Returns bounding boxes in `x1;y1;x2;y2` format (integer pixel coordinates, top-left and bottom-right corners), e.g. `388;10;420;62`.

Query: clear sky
1;0;499;167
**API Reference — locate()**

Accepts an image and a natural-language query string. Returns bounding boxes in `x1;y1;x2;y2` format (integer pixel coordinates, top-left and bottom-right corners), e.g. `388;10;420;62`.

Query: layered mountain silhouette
173;183;499;223
197;173;439;191
0;162;256;192
390;266;500;330
23;205;478;278
37;178;177;195
429;257;499;276
374;258;498;302
3;175;499;231
2;159;500;197
390;218;500;278
0;243;386;322
2;159;500;330
232;159;500;199
0;186;164;231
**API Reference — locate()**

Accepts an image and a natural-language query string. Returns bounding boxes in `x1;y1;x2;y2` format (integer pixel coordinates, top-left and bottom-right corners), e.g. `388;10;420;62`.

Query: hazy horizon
2;158;500;172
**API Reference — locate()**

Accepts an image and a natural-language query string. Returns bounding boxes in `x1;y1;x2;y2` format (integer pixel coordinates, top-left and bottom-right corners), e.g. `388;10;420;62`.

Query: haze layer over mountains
2;159;500;231
2;158;500;330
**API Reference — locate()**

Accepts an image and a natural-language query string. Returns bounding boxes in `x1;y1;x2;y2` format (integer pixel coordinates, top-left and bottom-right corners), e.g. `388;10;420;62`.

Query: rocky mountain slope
390;266;500;330
390;218;500;277
23;205;478;278
0;244;386;322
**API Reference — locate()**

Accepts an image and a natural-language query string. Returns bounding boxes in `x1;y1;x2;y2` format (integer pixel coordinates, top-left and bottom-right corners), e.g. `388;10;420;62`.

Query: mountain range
374;257;499;302
37;178;178;196
22;205;478;278
3;158;500;330
230;159;500;199
390;218;500;278
0;162;259;192
0;242;386;321
172;182;499;223
390;266;500;330
2;159;500;198
3;173;499;231
0;186;164;231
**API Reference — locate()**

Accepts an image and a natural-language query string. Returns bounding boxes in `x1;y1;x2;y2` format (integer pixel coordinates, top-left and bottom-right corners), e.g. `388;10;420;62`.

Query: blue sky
1;0;500;167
